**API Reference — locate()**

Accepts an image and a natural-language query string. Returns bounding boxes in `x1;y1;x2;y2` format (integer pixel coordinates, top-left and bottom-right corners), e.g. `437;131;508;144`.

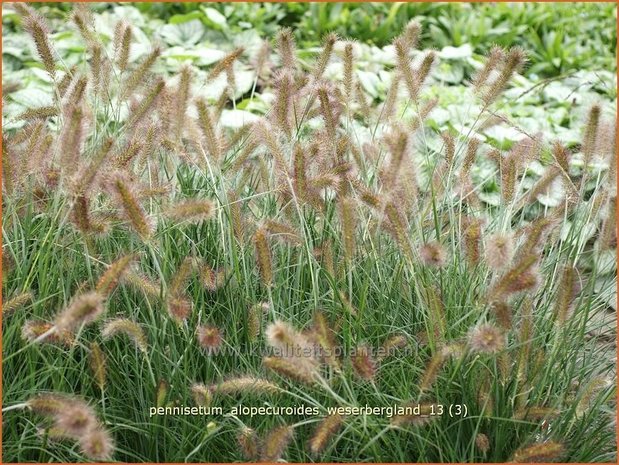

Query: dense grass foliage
2;3;617;463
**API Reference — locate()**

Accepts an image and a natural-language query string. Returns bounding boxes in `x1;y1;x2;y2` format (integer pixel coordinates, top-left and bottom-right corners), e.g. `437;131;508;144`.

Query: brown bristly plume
54;291;105;332
394;37;419;103
122;46;162;99
343;42;355;102
492;301;513;331
22;320;75;346
482;47;526;105
127;78;165;128
210;376;280;396
196;324;223;354
488;254;539;302
246;302;268;342
378;334;408;362
238;427;261;461
2;291;33;316
313;32;338;80
115;21;132;71
339;197;357;264
473;45;505;91
467;323;504;354
190;383;212;407
89;342;107;391
22;11;57;78
317;84;338;141
384;201;413;261
511;441;564;463
553;264;578;326
16;106;58;121
484;233;513;271
195;98;222;162
272;71;293;136
110;173;154;240
382;74;400;121
261;425;294;462
208;47;244;81
165;199;215;223
166;295;192;323
308;414;344;456
174;65;192;141
276;28;297;71
420;241;447;268
254;226;273;287
598;195;617;250
95;254;135;297
462;216;483;267
516;298;533;382
59;106;84;171
582;104;601;172
351;344;376;381
263;356;317;385
402;20;422;49
310;310;341;371
122;270;161;300
102;318;148;353
72;137;114;195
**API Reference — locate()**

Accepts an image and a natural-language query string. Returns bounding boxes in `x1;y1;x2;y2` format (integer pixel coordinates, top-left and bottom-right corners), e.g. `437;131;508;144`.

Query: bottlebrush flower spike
210;376;280;396
195;98;222;162
190;383;212;407
109;173;154;240
95;254;135;297
482;47;526;105
263;356;317;386
196;325;223;355
484;233;513;271
165;199;216;223
276;28;297;72
166;295;192;323
54;402;98;437
312;32;338;80
420;241;448;268
467;323;505;354
102;318;148;353
351;344;377;381
475;433;490;454
511;441;564;463
22;320;75;346
260;425;294;462
2;291;33;316
122;45;162;99
22;10;57;78
254;227;273;287
79;427;115;461
238;427;261;461
308;414;344;456
89;342;106;391
54;291;105;332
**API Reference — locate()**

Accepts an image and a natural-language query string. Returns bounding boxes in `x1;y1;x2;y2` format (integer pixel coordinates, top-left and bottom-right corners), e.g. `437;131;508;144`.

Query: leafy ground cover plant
2;3;617;462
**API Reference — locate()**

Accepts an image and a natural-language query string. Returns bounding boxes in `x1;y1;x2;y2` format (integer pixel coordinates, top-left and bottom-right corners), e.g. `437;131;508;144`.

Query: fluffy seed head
95;255;135;297
467;323;504;354
475;433;490;454
3;291;33;316
261;425;294;462
22;320;74;346
54;403;98;437
90;342;106;391
351;344;376;381
102;318;148;353
79;428;115;461
308;414;344;456
210;377;279;396
512;441;564;463
238;427;260;461
254;227;273;287
484;233;513;271
263;356;317;385
420;241;448;267
165;199;215;223
190;383;212;407
196;325;223;354
54;291;105;332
